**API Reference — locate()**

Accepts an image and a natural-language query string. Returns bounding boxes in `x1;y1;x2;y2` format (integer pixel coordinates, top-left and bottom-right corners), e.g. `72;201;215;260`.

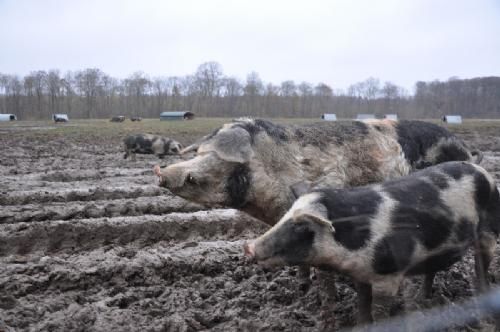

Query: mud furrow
0;210;268;256
0;185;166;205
0;175;157;192
0;195;204;224
1;241;246;297
0;168;153;183
0;241;322;332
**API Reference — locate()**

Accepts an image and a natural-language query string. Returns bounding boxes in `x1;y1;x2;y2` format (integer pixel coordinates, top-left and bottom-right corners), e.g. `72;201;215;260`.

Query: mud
1;121;500;331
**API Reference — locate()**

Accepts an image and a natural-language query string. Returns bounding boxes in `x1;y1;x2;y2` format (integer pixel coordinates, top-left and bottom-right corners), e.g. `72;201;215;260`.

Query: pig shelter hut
384;114;398;121
321;114;337;121
0;114;17;121
160;111;195;121
442;115;463;124
52;114;69;122
356;114;376;121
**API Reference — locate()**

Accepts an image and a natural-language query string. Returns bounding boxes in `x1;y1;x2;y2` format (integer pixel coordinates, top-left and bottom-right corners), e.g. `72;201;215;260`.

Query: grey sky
1;0;499;92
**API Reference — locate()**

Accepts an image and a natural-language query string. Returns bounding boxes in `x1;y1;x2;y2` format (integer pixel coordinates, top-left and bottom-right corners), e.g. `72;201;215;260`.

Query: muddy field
1;119;500;331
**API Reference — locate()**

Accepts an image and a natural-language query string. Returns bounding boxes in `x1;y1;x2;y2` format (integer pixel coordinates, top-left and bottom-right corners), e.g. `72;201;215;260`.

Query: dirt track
1;120;500;331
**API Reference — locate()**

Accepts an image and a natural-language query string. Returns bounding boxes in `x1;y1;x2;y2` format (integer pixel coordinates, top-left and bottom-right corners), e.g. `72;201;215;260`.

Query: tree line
1;62;499;120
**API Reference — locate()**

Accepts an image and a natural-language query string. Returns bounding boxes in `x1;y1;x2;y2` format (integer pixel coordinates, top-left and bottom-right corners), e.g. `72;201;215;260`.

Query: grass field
2;117;500;145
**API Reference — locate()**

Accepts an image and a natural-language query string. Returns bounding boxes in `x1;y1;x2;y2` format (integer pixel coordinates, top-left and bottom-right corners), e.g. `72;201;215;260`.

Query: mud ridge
0;185;167;205
0;241;326;331
0;210;268;256
0;195;204;224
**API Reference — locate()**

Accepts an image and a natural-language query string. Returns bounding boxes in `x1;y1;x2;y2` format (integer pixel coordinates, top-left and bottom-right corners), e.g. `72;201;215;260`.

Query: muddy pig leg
316;270;338;330
356;281;374;324
416;272;436;299
474;232;496;293
298;266;312;292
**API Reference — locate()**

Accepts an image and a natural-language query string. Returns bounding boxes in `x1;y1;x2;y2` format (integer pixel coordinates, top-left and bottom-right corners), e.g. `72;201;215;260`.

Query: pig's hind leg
474;232;496;293
417;272;436;299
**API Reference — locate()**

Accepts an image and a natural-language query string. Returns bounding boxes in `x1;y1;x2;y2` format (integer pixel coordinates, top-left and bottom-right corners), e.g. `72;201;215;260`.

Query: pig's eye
185;173;197;185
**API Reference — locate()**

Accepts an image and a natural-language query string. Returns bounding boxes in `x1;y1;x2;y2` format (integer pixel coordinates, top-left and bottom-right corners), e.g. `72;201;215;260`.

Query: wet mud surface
1;122;500;331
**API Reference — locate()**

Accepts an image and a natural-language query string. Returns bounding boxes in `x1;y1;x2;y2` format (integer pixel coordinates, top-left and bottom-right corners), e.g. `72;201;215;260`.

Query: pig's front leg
356;281;374;324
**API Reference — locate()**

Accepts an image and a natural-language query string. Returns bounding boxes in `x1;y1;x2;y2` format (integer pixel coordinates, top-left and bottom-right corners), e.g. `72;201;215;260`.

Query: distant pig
124;134;182;161
244;161;500;324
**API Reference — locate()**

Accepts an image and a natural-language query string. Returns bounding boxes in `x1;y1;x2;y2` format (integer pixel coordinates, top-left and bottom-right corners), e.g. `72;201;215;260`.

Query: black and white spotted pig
244;161;500;324
124;134;182;161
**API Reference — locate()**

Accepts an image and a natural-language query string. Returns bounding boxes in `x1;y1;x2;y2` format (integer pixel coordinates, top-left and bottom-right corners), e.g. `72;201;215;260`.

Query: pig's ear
290;181;312;199
199;127;253;163
294;211;335;233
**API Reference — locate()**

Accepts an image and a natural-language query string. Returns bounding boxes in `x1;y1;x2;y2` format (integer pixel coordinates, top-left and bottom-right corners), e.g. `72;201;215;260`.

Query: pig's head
244;208;335;268
154;124;255;208
167;141;183;155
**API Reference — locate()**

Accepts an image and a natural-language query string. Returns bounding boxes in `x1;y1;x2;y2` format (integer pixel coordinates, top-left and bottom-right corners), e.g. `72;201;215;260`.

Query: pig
154;118;481;225
124;134;182;161
244;161;500;324
110;116;125;122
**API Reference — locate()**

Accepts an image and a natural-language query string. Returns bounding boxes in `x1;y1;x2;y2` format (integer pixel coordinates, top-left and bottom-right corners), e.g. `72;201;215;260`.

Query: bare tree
221;77;242;116
243;72;264;116
32;71;47;118
124;72;151;116
47;70;62;114
194;61;224;98
297;82;313;117
75;68;103;118
363;77;381;100
1;63;498;120
314;82;333;115
152;77;169;115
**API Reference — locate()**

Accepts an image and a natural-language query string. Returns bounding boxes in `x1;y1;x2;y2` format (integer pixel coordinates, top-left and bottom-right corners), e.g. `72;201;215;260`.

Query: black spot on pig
163;139;172;154
485;198;500;235
225;163;251;208
332;216;372;250
442;161;475;180
233;119;289;144
124;136;135;148
373;234;416;274
316;187;381;250
385;178;441;208
474;172;492;208
427;172;449;189
317;187;382;219
456;219;474;242
254;119;289;142
395;120;470;166
406;248;465;275
136;135;152;150
434;142;471;164
392;206;452;250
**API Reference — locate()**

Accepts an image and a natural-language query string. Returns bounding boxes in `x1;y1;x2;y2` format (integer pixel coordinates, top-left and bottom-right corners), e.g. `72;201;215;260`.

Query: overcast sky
1;0;499;92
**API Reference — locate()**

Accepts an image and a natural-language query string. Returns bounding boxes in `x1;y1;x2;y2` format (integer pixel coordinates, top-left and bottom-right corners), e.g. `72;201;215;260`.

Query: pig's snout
153;165;161;177
153;165;167;186
243;241;256;259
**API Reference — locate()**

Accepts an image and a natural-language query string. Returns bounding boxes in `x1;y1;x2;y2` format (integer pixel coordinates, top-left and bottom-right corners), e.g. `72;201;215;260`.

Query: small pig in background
244;161;500;324
124;134;182;161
